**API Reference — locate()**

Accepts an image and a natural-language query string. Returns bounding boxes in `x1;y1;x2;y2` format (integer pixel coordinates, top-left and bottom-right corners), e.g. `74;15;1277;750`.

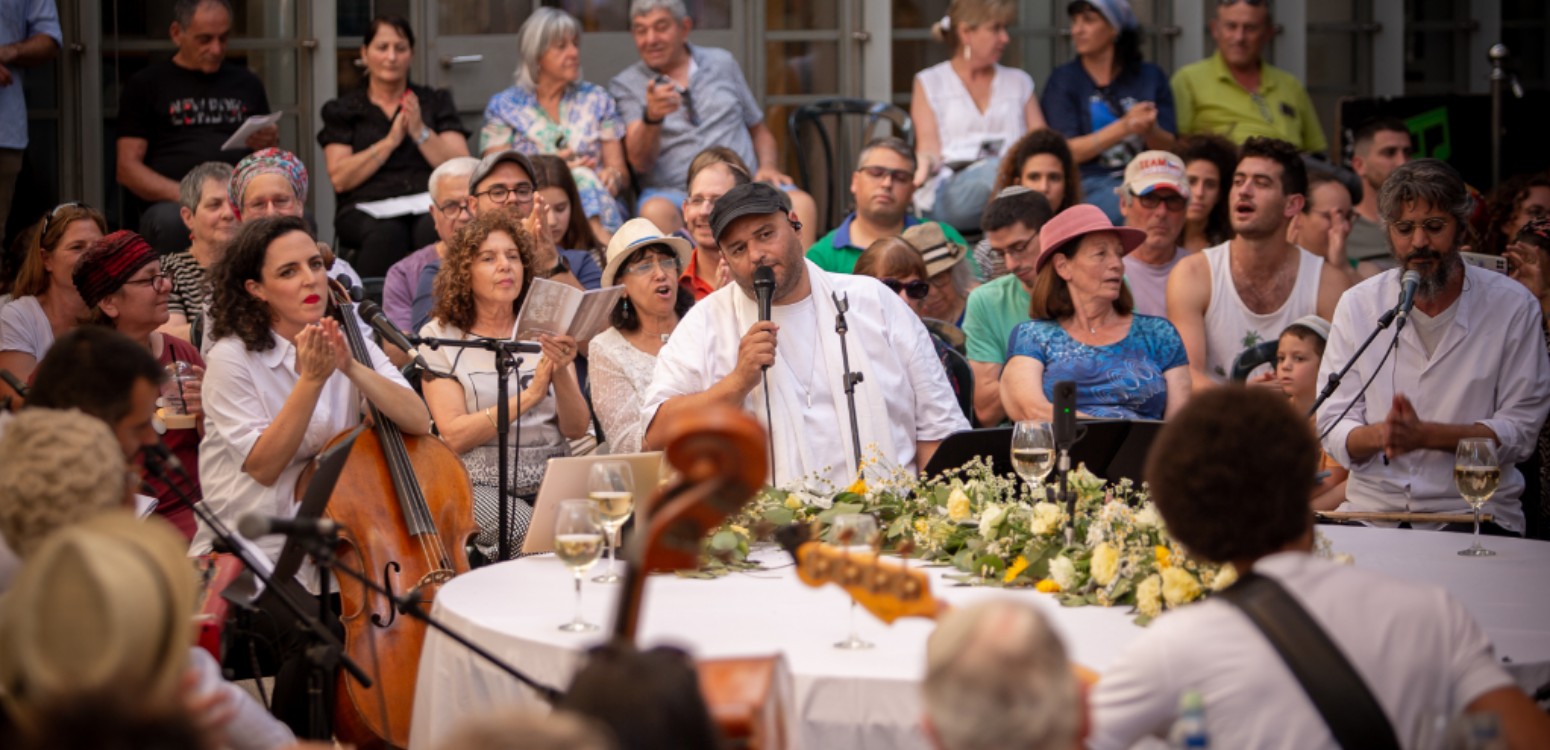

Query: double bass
309;281;481;749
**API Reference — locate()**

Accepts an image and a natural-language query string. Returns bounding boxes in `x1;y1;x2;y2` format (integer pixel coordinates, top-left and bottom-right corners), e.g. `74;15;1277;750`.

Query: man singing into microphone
1317;160;1550;535
642;182;968;488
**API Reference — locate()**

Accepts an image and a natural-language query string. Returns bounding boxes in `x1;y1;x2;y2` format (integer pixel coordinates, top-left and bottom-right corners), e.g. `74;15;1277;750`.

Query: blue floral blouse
1006;314;1187;420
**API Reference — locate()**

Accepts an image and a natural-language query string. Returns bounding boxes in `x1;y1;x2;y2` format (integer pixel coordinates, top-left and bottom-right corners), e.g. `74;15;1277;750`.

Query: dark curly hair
1144;387;1317;563
431;209;535;332
1174;134;1239;247
993;129;1083;212
208;215;315;352
1483;172;1550;256
608;244;694;333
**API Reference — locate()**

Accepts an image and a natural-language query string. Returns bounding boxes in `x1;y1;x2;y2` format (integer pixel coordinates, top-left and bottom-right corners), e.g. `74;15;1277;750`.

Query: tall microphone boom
238;513;340;541
1395;270;1422;323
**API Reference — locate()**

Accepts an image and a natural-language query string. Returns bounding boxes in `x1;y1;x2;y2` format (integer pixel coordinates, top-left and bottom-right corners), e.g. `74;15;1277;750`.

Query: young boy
1274;315;1348;510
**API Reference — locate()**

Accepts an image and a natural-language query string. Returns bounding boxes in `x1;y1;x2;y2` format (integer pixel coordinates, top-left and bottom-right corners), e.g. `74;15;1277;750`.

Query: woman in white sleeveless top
912;0;1046;233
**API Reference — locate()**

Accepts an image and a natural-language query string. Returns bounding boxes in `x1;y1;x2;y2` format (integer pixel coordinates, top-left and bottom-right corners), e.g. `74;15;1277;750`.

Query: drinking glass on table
1454;438;1500;558
1011;420;1056;497
554;499;605;632
588;461;636;583
830;512;879;650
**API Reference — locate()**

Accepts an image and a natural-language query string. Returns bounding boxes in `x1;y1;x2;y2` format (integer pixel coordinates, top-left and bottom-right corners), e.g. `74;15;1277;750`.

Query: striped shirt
163;251;211;321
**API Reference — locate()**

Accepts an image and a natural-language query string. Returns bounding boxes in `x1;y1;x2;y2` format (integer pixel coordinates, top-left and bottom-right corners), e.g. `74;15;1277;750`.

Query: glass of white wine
1011;420;1056;498
554;499;605;632
588;461;636;584
830;513;879;650
1455;438;1500;558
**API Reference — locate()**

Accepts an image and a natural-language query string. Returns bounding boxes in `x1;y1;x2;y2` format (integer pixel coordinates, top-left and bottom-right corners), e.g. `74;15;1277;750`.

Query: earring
622;297;631;314
963;45;971;62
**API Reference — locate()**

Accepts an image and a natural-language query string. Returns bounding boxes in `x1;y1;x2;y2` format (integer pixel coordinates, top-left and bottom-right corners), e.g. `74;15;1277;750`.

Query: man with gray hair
922;599;1085;750
388;155;478;331
1317;159;1550;535
609;0;816;242
806;136;972;275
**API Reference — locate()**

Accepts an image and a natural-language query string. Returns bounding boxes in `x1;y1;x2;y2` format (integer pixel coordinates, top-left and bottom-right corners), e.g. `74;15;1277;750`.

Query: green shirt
963;274;1031;365
1170;52;1327;152
806;214;975;275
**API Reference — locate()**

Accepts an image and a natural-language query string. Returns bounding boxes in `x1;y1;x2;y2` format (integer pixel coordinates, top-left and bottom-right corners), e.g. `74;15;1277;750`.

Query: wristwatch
543;256;571;279
415;125;432;145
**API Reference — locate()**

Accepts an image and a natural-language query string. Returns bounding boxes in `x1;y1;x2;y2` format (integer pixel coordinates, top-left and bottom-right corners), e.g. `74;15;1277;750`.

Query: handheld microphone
238;513;340;541
1395;270;1422;323
357;298;431;370
752;265;775;322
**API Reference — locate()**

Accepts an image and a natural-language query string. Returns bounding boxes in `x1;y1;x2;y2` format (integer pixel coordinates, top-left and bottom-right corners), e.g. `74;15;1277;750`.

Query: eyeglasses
685;193;723;211
474;183;535;204
856;166;914;185
993;237;1039;260
1389;217;1452;237
1132;191;1186;212
880;278;930;300
435;198;471;217
41;201;88;238
624;255;681;277
122;272;171;290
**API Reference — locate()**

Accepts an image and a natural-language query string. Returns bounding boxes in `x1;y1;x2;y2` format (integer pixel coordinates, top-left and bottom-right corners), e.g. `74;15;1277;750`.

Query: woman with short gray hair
160;161;235;342
480;7;630;243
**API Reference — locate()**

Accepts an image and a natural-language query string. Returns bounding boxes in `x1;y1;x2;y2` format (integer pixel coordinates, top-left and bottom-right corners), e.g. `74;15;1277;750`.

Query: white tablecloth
408;526;1550;749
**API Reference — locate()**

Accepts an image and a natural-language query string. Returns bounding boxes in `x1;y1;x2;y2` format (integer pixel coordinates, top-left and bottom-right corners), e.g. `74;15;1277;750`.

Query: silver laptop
521;451;664;555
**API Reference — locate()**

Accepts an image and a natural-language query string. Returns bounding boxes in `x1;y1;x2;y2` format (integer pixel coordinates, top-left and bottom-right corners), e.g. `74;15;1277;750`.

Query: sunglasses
41;201;89;238
881;278;931;300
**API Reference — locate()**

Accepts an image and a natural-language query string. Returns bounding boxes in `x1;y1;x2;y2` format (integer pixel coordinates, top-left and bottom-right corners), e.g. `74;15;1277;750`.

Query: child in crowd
1274;314;1347;510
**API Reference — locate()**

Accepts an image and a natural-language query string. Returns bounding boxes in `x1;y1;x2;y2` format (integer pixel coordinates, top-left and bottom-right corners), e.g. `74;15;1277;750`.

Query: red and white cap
1122;150;1189;198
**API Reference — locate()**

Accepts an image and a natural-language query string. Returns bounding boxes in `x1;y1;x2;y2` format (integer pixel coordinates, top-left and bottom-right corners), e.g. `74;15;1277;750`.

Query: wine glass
1011;421;1056;498
830;513;879;650
554;499;605;632
1455;438;1500;558
588;461;636;583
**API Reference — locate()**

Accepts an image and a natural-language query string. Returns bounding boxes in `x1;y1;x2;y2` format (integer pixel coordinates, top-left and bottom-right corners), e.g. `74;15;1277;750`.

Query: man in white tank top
1166;137;1349;387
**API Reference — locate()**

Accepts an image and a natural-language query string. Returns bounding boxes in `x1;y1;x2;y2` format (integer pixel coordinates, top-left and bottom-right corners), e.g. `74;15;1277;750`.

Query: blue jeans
1081;171;1125;225
928;157;1001;234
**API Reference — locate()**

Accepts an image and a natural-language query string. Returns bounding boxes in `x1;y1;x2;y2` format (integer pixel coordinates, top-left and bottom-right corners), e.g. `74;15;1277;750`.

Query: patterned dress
1006;315;1188;420
480;81;626;232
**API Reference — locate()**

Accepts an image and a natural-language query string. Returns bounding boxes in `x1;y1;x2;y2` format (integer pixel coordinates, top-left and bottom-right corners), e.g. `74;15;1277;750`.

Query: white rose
1031;502;1064;536
946;486;972;522
1049;555;1078;591
1133;505;1160;529
792;489;832;510
978;504;1006;539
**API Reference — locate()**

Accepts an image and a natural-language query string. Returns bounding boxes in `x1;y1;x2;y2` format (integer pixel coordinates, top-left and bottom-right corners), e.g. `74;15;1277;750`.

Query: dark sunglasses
41;201;89;238
881;278;931;300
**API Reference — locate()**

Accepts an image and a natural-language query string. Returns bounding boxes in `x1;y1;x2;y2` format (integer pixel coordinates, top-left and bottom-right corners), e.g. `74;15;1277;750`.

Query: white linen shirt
1088;552;1516;750
192;331;408;561
1316;266;1550;533
642;269;968;489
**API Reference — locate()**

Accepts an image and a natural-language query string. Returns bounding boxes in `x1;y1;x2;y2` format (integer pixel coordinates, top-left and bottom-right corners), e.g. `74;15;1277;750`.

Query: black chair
788;99;913;232
939;342;977;428
1230;340;1279;382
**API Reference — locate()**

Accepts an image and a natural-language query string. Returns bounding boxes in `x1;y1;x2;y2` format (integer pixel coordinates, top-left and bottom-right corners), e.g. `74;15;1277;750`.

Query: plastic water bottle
1169;691;1209;749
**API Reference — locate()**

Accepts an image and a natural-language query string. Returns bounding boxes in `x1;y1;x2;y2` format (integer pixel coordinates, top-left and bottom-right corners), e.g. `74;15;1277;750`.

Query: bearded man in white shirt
642;182;968;488
1317;159;1550;535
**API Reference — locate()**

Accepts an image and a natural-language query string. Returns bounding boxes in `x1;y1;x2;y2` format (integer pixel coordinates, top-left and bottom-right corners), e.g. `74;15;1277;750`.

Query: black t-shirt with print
118;59;271;183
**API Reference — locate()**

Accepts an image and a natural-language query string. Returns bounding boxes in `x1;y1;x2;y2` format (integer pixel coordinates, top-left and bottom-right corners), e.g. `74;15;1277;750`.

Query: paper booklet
513;277;625;344
355;192;433;219
220;112;284;151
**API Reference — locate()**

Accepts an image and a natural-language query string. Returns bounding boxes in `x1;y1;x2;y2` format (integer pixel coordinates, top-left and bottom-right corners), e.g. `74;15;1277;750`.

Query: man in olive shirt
1170;0;1325;152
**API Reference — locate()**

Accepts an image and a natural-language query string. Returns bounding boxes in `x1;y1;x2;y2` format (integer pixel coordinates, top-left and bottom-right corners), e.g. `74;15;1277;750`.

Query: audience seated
432;709;616;750
557;643;722;750
319;15;471;277
1001;204;1188;422
1346;117;1414;264
913;0;1045;233
1267;315;1347;510
678;147;750;300
529;154;607;288
1166;136;1347;388
1484;171;1550;257
807;136;973;278
25;327;165;467
980;129;1082;280
1042;0;1175;223
481;8;629;241
115;0;276;256
1170;0;1325;152
608;0;815;243
1117;150;1190;317
901;222;976;327
1293;167;1381;284
962;186;1054;426
417;210;590;559
72;230;205;540
1317;160;1550;537
922;599;1084;750
0;203;104;392
589;218;693;455
161;162;236;343
1172;133;1238;253
1090;387;1550;749
383;155;477;331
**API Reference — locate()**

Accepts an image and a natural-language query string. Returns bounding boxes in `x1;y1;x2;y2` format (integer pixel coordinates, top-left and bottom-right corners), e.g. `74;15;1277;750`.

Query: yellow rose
783;495;803;510
946;486;971;522
846;478;868;496
1209;565;1239;591
730;524;750;538
1091;543;1120;587
1004;555;1031;584
1154;545;1171;569
1036;578;1062;593
1136;574;1163;618
914;519;929;536
1161;567;1203;607
1031;502;1064;536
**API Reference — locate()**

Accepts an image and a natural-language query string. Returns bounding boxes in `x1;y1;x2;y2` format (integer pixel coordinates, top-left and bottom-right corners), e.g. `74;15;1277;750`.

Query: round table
407;526;1550;749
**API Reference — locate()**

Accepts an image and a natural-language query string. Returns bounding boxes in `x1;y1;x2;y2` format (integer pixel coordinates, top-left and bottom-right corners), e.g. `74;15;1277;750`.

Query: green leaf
763;506;796;526
972;554;1006;576
709;530;740;553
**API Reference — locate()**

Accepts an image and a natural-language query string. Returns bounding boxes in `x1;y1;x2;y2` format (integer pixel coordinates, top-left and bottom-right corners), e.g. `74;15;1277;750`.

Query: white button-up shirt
1317;266;1550;532
192;331;408;562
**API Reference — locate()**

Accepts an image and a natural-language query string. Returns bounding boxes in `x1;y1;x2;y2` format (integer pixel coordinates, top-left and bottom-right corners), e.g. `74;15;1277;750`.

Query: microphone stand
415;334;541;563
297;533;564;705
832;292;865;476
142;449;371;740
1309;307;1398;419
